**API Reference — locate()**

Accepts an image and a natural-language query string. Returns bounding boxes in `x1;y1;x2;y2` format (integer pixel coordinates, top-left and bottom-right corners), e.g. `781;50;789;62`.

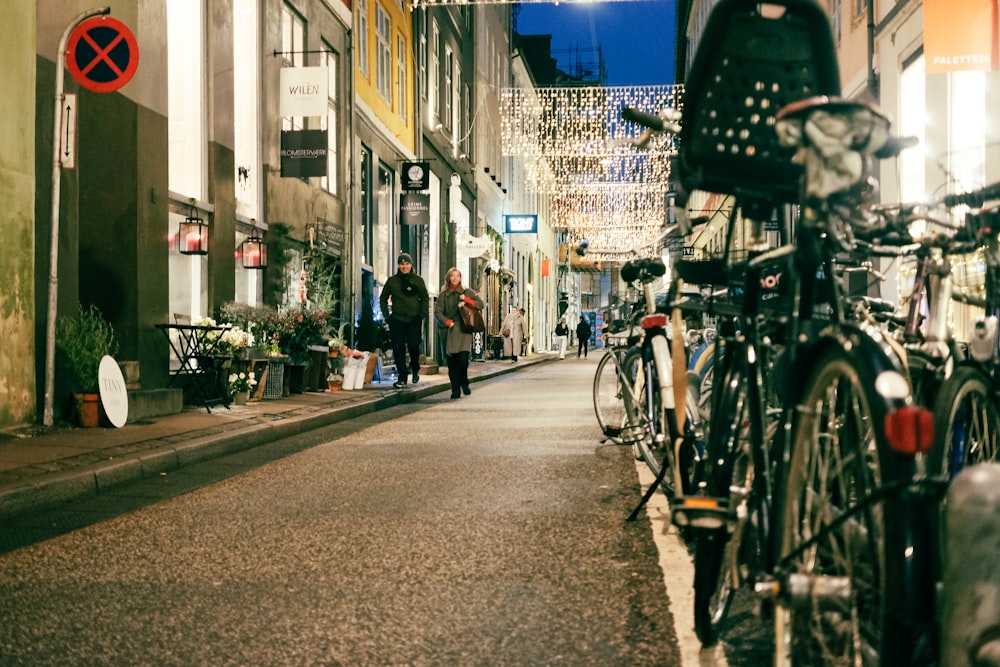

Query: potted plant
227;371;258;404
55;305;118;426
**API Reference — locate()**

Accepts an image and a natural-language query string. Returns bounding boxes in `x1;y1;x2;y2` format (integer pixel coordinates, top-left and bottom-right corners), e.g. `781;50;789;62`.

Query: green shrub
55;305;118;394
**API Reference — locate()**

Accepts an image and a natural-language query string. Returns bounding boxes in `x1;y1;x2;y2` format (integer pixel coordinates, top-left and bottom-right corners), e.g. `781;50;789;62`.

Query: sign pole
43;7;110;426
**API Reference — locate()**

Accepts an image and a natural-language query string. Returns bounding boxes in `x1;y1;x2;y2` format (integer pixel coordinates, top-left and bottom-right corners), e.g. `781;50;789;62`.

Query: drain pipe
43;6;111;426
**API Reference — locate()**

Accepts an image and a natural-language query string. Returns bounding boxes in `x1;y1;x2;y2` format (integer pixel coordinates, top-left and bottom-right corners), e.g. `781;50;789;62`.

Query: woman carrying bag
435;267;485;399
501;307;528;363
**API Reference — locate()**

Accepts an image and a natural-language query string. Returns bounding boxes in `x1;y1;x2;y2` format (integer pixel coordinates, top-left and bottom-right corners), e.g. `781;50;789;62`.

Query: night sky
515;0;678;86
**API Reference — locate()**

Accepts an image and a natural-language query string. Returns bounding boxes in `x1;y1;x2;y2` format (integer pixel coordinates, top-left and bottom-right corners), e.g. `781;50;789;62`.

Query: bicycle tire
692;344;752;646
930;363;1000;478
593;349;631;444
776;347;887;665
626;344;702;499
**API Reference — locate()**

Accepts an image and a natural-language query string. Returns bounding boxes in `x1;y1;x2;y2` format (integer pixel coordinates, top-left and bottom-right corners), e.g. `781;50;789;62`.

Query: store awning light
178;201;208;255
241;219;267;269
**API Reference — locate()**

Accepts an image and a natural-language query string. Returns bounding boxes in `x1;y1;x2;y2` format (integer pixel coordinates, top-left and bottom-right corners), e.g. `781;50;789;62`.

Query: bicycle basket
676;0;840;204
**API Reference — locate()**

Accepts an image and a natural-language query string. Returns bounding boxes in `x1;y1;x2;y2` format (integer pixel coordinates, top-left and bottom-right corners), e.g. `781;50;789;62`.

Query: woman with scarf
435;267;485;399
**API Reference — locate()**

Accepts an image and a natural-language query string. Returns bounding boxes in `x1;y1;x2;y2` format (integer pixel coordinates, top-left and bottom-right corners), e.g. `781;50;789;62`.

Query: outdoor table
155;323;232;412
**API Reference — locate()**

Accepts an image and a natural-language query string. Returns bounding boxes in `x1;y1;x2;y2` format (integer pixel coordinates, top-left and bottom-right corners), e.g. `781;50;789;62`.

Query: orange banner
925;0;997;73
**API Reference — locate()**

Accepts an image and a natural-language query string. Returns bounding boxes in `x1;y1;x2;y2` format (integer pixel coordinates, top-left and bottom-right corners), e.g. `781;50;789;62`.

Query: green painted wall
0;5;36;427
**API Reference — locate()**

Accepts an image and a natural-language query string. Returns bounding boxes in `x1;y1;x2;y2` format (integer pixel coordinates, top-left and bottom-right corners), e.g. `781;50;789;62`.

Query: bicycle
593;317;643;446
590;251;705;505
627;26;936;667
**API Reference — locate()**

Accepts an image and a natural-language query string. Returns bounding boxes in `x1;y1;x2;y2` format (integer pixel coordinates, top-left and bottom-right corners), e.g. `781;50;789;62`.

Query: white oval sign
98;355;129;428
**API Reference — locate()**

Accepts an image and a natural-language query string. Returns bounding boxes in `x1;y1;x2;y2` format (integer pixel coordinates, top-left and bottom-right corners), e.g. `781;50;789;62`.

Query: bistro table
155;323;232;412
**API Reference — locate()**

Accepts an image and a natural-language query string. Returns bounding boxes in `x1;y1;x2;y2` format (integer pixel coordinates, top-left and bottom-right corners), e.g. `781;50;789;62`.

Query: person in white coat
501;307;529;363
554;316;569;360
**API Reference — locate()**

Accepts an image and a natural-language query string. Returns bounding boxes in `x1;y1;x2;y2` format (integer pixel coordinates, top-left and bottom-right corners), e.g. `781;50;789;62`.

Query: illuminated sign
505;214;537;234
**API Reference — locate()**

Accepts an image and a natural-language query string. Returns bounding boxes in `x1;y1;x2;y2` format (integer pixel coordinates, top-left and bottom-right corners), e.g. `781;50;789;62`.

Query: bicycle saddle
621;257;666;283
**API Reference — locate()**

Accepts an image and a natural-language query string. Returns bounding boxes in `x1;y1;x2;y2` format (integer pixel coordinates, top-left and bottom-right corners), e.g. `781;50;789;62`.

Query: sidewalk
0;354;553;523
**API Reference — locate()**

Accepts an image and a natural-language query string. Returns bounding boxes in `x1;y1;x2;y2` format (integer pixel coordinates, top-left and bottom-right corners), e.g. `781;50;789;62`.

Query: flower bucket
341;357;362;391
354;352;371;389
233;391;249;405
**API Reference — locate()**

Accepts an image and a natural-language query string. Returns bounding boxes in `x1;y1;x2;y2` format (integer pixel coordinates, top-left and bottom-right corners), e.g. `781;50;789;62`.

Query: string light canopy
241;219;267;269
411;0;637;5
502;84;683;255
178;200;208;255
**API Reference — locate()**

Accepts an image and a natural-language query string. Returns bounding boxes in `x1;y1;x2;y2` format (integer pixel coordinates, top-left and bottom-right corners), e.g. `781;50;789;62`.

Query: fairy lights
503;84;683;254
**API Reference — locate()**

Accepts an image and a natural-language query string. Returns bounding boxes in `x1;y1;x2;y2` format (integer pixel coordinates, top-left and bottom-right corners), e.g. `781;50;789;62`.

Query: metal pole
43;7;110;426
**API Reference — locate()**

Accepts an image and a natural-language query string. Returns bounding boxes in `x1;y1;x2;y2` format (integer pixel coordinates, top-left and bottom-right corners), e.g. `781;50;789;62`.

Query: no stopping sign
66;16;139;93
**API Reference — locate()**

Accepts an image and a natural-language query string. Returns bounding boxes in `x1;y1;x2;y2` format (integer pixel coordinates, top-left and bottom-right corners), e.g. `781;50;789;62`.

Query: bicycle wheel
777;348;886;666
930;363;1000;478
692;345;753;646
593;349;631;444
626;344;703;498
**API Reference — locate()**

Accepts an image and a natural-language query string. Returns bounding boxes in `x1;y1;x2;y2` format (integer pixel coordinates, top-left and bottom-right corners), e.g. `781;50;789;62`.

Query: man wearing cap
380;253;430;388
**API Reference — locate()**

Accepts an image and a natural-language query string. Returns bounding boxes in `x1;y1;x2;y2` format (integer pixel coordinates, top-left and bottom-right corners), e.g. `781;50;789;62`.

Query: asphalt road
0;358;774;666
0;360;692;665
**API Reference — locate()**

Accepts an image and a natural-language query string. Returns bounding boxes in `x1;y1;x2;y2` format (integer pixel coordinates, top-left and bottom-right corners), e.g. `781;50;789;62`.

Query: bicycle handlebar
943;181;1000;208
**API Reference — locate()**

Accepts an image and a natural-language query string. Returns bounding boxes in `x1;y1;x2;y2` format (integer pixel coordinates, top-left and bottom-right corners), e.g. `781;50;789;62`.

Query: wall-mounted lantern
241;219;267;269
178;201;208;255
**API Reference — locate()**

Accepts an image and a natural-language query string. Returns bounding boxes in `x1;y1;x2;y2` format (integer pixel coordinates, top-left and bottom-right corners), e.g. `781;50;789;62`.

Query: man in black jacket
380;253;430;388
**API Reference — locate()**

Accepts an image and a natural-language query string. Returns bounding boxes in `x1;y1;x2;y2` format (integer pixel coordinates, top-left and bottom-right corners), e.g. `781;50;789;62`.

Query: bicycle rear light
641;313;668;329
884;405;934;455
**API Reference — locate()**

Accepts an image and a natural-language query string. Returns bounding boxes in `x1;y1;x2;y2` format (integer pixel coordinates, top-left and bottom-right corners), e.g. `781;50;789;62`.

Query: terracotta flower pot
75;393;100;428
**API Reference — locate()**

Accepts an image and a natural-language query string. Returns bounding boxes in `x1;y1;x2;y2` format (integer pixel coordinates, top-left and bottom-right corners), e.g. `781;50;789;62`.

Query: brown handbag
458;304;486;334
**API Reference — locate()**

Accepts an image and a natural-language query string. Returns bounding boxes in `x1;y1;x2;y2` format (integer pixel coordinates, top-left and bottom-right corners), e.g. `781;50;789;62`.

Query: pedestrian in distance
501;306;528;363
576;315;592;359
554;316;569;360
435;267;486;399
380;253;430;389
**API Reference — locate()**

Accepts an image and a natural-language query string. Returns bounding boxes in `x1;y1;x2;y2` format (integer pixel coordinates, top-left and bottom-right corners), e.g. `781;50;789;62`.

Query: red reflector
641;313;668;328
884;406;934;455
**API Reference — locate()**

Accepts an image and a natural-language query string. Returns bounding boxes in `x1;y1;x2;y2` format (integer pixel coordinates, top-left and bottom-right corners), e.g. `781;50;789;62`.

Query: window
831;0;842;44
853;0;865;19
397;34;407;120
281;5;306;133
429;20;439;124
234;0;263;306
168;0;205;199
167;0;208;319
234;0;260;222
418;14;427;101
357;0;369;78
376;3;391;103
321;46;339;195
444;45;453;129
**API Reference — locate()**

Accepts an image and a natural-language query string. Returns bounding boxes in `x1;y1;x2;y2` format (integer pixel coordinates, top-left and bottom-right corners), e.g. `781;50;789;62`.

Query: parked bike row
590;1;1000;664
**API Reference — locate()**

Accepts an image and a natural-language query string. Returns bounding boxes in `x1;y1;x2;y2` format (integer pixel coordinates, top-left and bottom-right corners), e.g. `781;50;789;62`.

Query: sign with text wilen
281;130;328;178
279;66;329;116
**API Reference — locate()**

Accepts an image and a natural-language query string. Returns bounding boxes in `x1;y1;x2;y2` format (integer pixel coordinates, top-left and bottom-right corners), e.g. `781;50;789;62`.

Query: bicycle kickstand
626;434;683;522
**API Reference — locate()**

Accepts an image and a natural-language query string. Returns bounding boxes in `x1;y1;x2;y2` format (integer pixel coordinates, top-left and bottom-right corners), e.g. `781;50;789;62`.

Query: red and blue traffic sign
66;16;139;93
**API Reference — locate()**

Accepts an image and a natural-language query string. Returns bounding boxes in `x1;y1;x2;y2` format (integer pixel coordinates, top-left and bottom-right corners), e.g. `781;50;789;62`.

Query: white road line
636;463;731;667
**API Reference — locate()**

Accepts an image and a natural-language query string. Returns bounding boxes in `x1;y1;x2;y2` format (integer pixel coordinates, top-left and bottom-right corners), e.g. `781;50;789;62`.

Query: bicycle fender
796;321;912;415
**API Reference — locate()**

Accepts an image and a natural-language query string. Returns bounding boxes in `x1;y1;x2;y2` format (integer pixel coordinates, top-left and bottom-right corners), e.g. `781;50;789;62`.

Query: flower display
227;371;257;394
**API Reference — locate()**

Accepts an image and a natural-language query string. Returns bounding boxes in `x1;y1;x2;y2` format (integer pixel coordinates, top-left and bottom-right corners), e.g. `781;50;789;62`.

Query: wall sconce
178;201;208;255
241;219;267;269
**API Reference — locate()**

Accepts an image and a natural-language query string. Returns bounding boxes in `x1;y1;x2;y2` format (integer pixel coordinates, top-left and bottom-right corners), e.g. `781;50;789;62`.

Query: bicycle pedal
670;496;734;531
